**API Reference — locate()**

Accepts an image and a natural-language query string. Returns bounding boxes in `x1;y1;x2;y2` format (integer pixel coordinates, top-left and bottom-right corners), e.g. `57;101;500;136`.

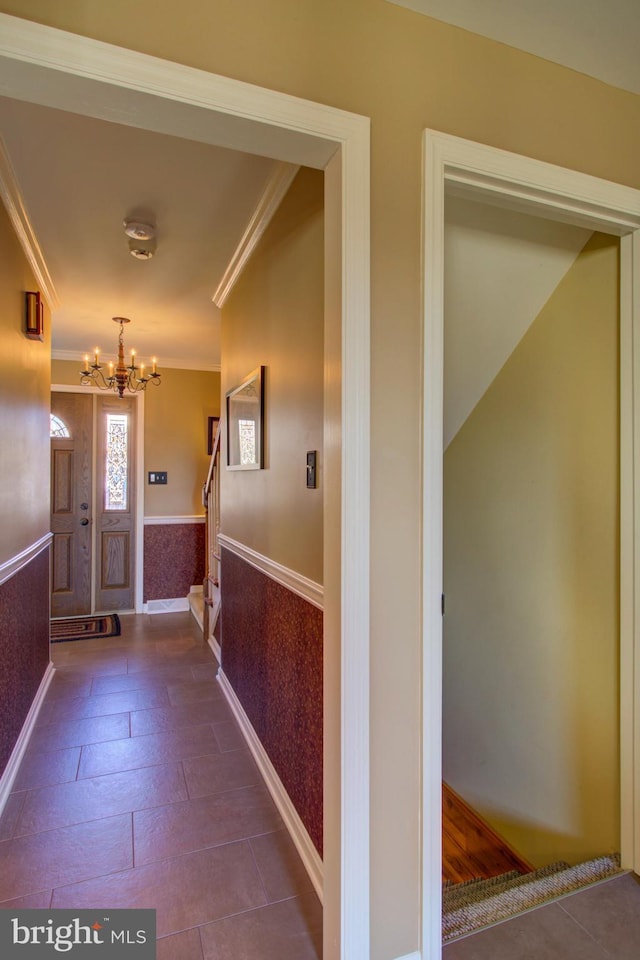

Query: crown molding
51;349;220;372
213;162;300;307
0;136;59;309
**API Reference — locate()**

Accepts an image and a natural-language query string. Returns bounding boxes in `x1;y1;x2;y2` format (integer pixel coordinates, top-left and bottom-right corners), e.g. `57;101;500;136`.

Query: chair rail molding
218;534;324;610
0;533;52;587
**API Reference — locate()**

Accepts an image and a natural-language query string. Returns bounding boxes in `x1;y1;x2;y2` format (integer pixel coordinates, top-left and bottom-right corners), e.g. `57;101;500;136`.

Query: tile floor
0;612;322;959
442;871;640;959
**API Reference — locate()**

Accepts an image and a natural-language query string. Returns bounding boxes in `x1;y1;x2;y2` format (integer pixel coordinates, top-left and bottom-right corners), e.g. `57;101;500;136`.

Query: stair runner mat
443;861;569;911
442;854;622;943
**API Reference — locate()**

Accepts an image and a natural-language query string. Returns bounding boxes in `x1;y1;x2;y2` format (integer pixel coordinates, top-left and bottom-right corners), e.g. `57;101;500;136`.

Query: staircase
441;783;623;942
201;420;221;659
442;853;622;942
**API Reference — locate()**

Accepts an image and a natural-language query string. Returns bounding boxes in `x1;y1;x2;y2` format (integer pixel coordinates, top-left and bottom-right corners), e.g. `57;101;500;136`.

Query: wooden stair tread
442;782;534;884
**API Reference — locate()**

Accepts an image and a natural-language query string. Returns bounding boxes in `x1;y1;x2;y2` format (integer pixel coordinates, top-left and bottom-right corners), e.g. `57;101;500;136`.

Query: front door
50;392;93;616
50;391;137;616
95;395;136;612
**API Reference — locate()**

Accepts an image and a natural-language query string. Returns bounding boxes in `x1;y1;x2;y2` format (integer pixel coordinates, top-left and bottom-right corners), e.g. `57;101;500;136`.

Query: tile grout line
556;898;618;960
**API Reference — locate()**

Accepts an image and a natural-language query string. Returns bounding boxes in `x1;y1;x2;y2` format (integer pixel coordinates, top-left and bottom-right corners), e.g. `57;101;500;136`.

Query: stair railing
202;419;221;642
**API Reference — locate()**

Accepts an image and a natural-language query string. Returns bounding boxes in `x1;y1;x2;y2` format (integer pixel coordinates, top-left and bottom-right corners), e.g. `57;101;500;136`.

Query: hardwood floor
443;782;533;885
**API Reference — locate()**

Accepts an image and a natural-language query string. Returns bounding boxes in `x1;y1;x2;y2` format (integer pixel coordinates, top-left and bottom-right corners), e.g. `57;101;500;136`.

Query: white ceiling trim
213;161;300;307
51;348;221;372
0;135;58;308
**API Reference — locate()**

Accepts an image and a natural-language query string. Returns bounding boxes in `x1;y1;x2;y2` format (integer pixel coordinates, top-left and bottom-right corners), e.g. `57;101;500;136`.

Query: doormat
50;614;121;643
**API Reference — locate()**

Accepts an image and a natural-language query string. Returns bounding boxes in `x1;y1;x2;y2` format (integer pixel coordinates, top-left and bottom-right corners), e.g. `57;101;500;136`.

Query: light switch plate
148;471;168;485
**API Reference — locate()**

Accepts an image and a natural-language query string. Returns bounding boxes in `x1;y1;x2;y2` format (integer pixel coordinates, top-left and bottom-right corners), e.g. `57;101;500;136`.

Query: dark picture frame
226;366;265;470
25;290;44;341
207;416;220;456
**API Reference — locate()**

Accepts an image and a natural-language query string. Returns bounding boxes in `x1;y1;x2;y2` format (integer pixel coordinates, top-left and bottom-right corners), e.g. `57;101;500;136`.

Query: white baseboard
217;668;323;903
0;661;55;814
207;634;221;664
394;952;422;960
143;597;190;614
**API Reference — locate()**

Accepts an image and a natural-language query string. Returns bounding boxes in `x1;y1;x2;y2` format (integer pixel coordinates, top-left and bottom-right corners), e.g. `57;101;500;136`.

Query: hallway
0;612;321;959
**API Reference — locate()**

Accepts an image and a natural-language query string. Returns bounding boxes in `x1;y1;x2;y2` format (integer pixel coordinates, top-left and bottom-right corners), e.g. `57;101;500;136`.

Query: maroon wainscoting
143;522;205;602
0;546;50;775
220;546;323;855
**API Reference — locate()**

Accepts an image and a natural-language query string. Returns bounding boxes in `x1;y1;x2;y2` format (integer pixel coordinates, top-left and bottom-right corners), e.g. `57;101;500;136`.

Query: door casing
422;129;640;959
1;17;372;958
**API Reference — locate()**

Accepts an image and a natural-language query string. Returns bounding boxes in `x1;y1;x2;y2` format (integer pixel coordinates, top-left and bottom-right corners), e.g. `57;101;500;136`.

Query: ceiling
0;95;294;370
1;5;621;387
444;196;592;447
388;0;640;95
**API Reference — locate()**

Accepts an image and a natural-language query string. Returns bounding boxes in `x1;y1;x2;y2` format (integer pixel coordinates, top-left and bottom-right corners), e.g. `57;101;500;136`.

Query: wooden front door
95;395;136;612
50;392;93;616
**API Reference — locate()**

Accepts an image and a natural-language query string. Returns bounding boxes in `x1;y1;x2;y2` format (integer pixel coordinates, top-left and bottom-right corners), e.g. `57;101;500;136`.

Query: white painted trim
0;533;52;587
621;229;640;872
0;136;58;309
52;350;221;372
143;597;190;615
0;662;55;815
422;128;640;959
213;162;300;307
393;953;422;960
51;383;105;395
218;534;324;610
206;633;221;665
217;667;323;901
3;18;370;957
143;515;205;525
135;392;145;614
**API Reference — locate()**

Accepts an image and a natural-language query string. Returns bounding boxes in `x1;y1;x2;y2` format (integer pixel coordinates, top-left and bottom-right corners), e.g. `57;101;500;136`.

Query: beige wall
52;360;220;517
443;233;620;867
0;200;51;564
221;166;324;584
3;2;640;956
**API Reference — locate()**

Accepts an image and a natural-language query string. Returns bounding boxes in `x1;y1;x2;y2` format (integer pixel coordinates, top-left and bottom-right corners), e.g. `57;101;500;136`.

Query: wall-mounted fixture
123;218;156;260
25;290;44;341
306;450;317;488
80;317;161;399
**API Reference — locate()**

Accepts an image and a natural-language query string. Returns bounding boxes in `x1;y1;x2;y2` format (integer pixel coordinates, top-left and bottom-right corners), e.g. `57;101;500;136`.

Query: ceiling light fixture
123;218;157;260
80;317;161;398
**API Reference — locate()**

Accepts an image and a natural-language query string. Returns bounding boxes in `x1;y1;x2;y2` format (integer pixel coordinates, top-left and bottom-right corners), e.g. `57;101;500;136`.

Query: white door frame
1;16;370;958
422;129;640;959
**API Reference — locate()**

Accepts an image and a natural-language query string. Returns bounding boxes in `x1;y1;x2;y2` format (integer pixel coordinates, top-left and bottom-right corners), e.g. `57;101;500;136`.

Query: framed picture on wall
226;366;265;470
207;417;220;456
25;291;44;341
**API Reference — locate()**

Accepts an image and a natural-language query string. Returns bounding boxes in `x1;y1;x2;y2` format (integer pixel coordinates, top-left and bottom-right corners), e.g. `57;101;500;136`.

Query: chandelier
80;317;161;398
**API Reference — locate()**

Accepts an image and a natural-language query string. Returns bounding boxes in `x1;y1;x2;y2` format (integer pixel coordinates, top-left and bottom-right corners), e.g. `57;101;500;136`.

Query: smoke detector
123;219;156;259
123;219;155;241
129;246;155;260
